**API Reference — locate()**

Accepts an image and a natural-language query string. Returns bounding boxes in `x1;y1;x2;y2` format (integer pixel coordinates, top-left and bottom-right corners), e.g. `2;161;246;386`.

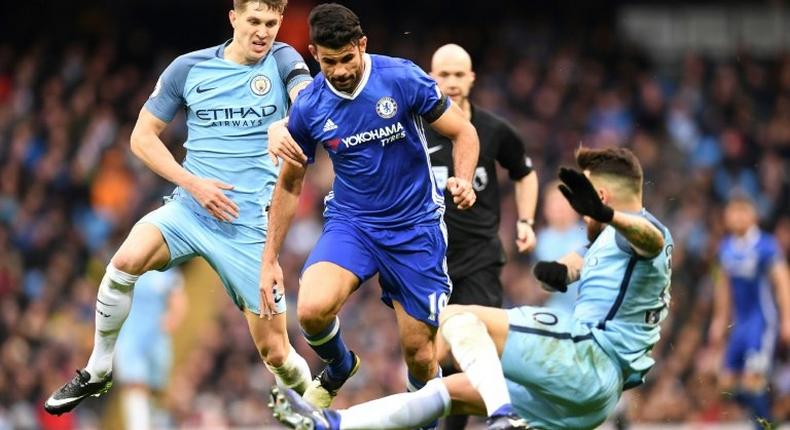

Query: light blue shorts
502;306;623;430
137;199;285;315
115;335;171;389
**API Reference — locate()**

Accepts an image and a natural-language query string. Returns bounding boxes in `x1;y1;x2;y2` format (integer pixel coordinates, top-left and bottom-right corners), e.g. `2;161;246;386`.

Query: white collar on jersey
325;53;372;100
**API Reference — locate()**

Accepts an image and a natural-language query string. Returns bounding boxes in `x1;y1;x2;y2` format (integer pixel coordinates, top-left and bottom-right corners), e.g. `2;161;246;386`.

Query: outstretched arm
258;161;308;318
557;167;663;258
608;211;665;258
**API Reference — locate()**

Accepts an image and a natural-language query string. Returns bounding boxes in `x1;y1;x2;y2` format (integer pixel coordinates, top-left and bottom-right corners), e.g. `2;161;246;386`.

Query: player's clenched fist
258;259;284;320
533;261;569;293
447;176;476;210
184;176;240;222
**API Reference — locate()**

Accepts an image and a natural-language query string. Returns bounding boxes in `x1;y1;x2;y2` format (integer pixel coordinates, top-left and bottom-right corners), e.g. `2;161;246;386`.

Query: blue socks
323;409;342;430
735;390;773;429
407;367;443;392
303;317;354;380
491;403;517;418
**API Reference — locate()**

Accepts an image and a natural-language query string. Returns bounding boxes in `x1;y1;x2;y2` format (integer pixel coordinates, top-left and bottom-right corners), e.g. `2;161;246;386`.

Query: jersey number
428;292;449;322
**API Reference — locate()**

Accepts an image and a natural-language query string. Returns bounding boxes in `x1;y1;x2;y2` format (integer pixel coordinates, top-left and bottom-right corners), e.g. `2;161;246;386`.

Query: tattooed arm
556;167;665;258
609;211;665;258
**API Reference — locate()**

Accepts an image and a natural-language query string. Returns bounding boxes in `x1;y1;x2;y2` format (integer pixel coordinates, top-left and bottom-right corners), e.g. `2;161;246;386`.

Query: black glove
533;261;568;293
558;167;614;223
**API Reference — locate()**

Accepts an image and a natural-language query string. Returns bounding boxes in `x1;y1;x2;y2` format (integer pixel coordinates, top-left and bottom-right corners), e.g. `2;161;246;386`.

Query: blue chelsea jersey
144;41;311;226
287;53;450;228
719;228;783;326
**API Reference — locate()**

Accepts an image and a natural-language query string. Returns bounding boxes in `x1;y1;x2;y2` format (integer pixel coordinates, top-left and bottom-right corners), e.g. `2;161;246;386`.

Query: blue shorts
724;323;776;374
502;306;623;430
115;334;171;389
137;199;285;315
303;218;452;327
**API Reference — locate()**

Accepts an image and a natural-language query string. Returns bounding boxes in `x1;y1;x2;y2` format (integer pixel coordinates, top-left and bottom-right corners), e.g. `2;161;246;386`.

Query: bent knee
402;335;436;366
439;304;474;325
110;253;148;276
440;309;484;336
264;350;288;368
406;348;436;371
297;300;336;334
257;340;289;367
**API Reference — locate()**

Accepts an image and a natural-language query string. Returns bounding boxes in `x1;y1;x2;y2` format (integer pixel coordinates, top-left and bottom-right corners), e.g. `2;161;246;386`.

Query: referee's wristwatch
517;218;534;227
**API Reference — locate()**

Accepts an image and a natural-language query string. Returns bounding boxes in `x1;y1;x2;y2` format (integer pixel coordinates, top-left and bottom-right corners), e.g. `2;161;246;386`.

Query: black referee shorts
448;264;503;308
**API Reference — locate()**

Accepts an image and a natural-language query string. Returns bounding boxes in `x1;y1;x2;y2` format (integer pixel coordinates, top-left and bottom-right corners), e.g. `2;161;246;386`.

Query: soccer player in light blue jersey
270;147;673;430
259;3;480;413
708;195;790;429
115;268;187;430
45;0;313;415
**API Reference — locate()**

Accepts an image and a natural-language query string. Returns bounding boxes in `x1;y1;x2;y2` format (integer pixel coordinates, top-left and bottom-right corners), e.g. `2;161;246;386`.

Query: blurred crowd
1;5;790;429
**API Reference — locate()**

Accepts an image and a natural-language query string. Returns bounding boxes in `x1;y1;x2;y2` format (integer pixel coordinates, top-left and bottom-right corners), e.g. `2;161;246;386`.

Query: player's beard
333;69;362;93
331;75;357;92
330;55;364;93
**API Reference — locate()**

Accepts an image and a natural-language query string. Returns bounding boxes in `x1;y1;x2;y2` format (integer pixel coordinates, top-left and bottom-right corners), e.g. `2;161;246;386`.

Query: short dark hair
309;3;364;49
575;146;643;195
234;0;287;14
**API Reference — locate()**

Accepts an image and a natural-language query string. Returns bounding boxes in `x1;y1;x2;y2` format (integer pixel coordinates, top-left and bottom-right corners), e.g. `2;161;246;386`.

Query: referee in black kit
426;43;539;430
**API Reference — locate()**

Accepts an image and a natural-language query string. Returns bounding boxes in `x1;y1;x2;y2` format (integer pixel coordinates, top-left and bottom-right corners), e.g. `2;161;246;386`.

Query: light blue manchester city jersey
145;41;311;226
573;209;673;389
287;54;450;228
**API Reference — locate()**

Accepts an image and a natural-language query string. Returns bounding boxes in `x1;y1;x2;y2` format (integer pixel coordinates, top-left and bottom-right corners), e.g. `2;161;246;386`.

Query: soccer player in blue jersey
258;3;479;411
270;147;673;430
115;268;187;430
44;0;313;414
709;195;790;429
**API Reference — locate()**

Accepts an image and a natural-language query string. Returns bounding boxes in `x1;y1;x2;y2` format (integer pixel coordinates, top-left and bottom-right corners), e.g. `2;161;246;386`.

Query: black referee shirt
426;104;532;278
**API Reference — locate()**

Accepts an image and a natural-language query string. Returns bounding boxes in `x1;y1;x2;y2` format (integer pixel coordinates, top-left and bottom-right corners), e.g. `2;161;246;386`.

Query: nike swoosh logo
46;394;89;407
427;145;442;154
196;86;216;93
